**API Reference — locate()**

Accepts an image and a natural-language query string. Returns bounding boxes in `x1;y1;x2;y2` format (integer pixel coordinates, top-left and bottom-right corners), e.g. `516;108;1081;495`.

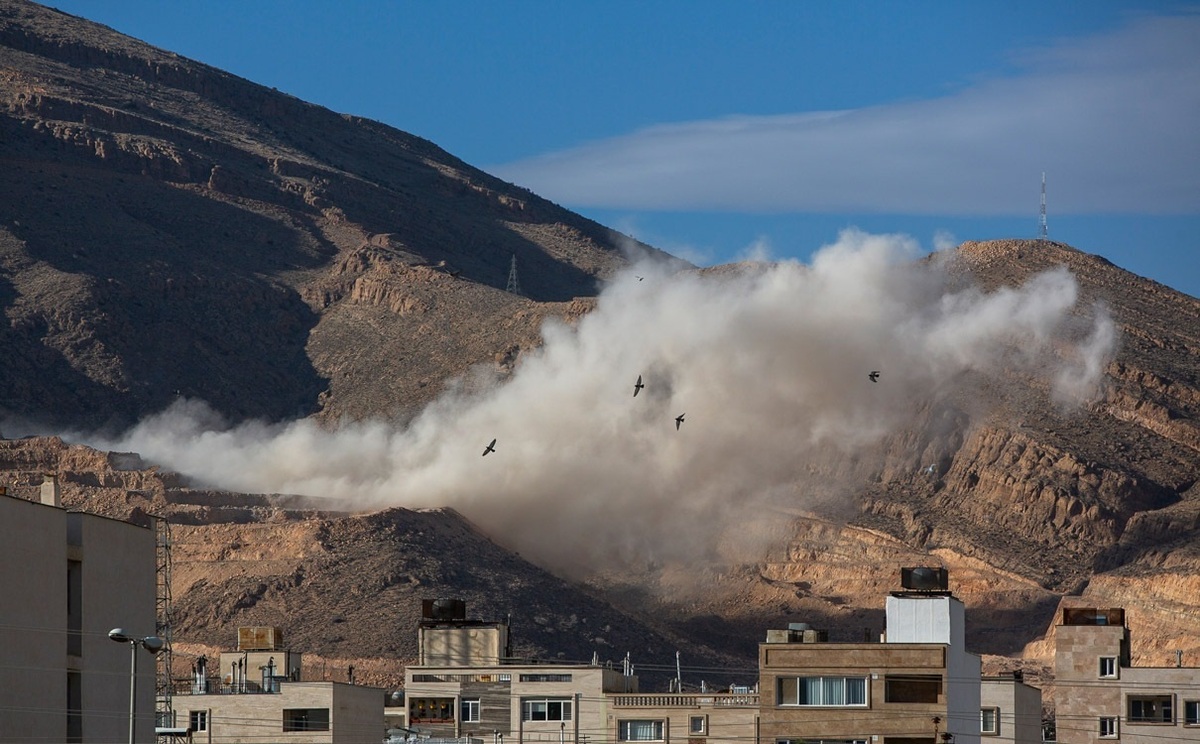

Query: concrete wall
181;681;383;743
981;677;1043;744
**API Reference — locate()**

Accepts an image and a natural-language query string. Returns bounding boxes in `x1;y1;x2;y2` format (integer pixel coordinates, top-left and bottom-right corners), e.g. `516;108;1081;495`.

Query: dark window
885;675;942;703
522;698;573;721
520;673;573;682
67;560;82;656
283;708;330;732
1099;717;1118;737
1099;657;1118;678
1185;701;1200;726
67;671;81;743
462;699;480;723
1129;695;1173;723
189;711;208;731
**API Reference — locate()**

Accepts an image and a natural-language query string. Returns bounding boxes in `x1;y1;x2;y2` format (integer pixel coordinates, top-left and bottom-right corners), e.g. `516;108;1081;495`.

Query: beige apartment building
981;673;1043;744
1053;607;1200;744
402;599;759;744
0;485;158;743
166;625;385;742
758;570;988;744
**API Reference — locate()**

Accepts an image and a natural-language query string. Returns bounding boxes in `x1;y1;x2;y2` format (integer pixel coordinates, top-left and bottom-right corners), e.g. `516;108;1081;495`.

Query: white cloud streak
76;233;1116;578
491;13;1200;215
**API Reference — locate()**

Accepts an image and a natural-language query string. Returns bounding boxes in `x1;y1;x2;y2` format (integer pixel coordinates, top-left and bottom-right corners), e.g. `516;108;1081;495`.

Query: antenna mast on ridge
506;253;523;296
1038;172;1048;241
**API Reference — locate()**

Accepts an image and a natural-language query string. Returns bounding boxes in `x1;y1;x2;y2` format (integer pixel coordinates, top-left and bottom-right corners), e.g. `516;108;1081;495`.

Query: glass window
1099;657;1118;678
189;710;208;732
689;715;707;735
777;676;867;706
619;720;665;741
462;699;480;723
885;675;942;703
1100;717;1118;738
1185;701;1200;726
522;698;573;722
1129;695;1173;723
981;707;999;735
520;674;573;682
283;708;329;732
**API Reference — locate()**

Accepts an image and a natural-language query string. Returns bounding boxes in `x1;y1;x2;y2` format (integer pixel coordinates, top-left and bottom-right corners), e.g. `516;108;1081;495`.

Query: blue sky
45;1;1200;298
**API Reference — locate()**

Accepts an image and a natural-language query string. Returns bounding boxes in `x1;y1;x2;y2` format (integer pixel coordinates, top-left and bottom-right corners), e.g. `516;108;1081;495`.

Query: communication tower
506;253;523;296
1038;172;1048;240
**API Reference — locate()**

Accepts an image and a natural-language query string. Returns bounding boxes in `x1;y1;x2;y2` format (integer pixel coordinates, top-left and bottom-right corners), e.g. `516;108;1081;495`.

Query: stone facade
1054;608;1200;744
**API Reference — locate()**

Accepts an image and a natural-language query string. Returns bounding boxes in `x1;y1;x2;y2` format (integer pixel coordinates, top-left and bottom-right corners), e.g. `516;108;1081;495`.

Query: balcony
611;693;760;708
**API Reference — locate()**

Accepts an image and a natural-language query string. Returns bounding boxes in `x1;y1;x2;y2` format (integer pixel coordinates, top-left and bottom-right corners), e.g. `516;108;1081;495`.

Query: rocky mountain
3;0;1199;697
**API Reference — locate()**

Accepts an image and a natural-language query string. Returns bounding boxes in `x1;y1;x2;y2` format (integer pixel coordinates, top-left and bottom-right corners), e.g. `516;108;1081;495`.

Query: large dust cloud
80;231;1115;575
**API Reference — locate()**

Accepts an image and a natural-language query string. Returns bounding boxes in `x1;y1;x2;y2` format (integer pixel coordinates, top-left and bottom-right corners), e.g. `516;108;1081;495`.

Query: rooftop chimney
40;473;60;507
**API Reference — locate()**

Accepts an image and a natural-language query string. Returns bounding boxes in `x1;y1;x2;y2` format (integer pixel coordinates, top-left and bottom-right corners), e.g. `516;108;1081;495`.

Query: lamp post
109;628;163;744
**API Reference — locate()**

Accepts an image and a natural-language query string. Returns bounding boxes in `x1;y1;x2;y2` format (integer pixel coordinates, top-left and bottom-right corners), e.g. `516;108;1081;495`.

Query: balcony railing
611;693;760;708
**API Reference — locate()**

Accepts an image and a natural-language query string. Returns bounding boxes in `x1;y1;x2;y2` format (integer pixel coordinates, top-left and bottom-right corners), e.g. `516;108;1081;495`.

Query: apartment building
758;568;984;744
168;626;384;743
1053;607;1200;744
981;673;1043;744
0;484;157;743
403;599;760;744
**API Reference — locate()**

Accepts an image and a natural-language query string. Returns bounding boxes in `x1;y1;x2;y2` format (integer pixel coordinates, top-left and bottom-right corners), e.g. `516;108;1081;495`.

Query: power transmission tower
155;517;175;739
1038;172;1048;240
506;253;523;295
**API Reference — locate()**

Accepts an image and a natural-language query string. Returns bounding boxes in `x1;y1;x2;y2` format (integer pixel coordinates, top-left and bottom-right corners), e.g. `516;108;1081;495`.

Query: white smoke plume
81;231;1115;575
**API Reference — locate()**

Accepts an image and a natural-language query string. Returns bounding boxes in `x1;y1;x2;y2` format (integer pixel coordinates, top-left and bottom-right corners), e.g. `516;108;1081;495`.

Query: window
411;697;454;721
689;715;707;735
1129;695;1173;723
1100;657;1118;678
981;707;1000;735
1186;701;1200;726
283;708;330;732
1099;717;1118;738
619;720;665;741
461;698;480;723
522;698;573;721
189;711;208;732
885;675;942;703
777;676;867;706
521;673;573;682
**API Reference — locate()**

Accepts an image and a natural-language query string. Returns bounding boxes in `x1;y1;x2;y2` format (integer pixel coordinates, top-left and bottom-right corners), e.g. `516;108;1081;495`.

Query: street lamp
109;628;163;744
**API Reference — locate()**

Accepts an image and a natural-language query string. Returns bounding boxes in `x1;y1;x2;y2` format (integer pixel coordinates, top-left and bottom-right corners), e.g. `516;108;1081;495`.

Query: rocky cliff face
1;0;665;428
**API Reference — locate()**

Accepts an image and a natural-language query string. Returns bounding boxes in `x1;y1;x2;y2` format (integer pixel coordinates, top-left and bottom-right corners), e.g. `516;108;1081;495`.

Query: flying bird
675;413;685;430
868;371;880;382
635;275;644;281
923;464;936;476
482;438;496;456
633;375;644;397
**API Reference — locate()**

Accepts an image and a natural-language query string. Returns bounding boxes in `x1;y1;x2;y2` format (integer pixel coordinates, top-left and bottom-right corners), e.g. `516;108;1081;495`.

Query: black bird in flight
868;371;881;382
675;413;685;430
482;438;496;456
635;275;644;281
633;375;645;397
